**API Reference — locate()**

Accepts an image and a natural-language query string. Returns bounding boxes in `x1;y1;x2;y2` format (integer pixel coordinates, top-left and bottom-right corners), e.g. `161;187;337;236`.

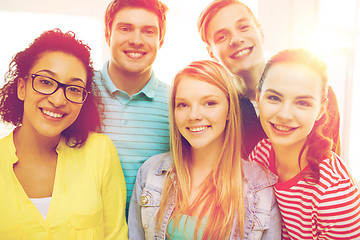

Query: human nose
129;30;144;46
276;103;293;120
48;88;67;107
229;31;244;48
188;105;203;121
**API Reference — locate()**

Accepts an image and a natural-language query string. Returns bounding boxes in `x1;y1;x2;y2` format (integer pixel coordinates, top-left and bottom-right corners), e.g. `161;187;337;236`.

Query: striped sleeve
248;138;272;169
316;155;360;239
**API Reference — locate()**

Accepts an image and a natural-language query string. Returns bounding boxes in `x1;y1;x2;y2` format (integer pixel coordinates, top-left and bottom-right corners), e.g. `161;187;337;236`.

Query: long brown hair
258;48;332;182
156;60;245;239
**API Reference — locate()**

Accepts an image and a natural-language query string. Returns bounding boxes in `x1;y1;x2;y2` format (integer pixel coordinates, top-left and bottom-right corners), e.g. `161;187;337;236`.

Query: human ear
105;29;111;46
206;45;218;62
17;78;26;101
255;87;261;105
159;38;164;49
316;98;328;121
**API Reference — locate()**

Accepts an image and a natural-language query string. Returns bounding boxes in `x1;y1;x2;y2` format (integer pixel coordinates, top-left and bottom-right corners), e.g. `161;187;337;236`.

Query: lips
230;47;252;59
270;122;298;133
41;108;65;118
188;126;209;133
124;50;146;59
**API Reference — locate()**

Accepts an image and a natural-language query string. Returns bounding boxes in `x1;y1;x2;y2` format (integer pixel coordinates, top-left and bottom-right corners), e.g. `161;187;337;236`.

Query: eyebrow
264;89;283;97
175;95;221;101
265;89;316;100
35;69;86;85
116;22;158;30
213;17;250;37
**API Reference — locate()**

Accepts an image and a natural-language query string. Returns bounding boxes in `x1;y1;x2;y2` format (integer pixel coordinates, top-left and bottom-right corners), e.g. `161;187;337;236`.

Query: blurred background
0;0;359;180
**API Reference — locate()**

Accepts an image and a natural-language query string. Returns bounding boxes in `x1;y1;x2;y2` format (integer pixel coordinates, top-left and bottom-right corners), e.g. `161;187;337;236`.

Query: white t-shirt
29;197;51;220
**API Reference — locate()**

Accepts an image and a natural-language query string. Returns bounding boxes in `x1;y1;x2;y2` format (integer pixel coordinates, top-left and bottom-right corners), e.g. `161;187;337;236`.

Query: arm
102;136;128;240
318;177;360;239
128;166;146;240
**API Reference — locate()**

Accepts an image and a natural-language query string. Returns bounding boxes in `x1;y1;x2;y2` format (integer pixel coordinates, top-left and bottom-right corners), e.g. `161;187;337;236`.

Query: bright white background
0;0;359;179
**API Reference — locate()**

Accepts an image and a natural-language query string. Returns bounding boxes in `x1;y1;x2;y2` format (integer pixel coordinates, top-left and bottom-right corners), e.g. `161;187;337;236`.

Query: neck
237;61;265;101
272;140;308;182
190;144;221;178
14;126;60;157
108;61;152;97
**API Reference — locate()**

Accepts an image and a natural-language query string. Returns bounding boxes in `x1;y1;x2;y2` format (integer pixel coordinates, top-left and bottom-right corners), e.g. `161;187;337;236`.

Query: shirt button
140;195;149;205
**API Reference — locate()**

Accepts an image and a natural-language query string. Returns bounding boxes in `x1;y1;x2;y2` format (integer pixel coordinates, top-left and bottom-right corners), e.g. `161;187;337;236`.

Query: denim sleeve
261;196;282;239
128;167;146;240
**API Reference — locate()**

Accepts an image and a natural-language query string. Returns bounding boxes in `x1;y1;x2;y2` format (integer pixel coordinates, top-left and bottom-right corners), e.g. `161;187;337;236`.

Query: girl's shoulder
243;158;278;190
319;152;353;181
137;152;173;180
318;152;359;193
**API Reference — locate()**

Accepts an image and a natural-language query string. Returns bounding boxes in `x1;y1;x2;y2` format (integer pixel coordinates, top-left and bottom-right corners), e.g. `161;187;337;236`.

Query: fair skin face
14;51;87;198
174;77;229;202
257;63;326;182
206;3;265;100
106;7;162;97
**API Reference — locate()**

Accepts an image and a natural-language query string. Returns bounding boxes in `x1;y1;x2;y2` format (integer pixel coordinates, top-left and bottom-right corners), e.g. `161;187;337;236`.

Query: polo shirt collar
101;61;156;99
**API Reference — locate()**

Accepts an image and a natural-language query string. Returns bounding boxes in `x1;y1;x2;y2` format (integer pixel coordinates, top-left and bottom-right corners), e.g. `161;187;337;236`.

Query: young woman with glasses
0;29;128;239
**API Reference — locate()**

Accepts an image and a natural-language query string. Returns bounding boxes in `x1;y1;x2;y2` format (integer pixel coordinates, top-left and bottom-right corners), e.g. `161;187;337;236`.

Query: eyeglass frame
27;74;90;104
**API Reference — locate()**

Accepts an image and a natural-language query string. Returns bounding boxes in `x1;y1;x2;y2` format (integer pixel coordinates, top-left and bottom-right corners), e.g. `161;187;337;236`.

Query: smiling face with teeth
17;51;87;140
205;3;265;77
174;77;229;151
106;7;161;79
257;62;326;148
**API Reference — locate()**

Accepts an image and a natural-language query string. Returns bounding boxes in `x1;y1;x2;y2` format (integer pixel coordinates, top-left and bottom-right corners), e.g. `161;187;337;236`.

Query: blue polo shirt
94;62;170;209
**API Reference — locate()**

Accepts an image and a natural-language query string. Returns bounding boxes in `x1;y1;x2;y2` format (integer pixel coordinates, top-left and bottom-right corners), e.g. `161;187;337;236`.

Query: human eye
204;100;217;107
214;33;227;43
118;25;132;33
38;77;53;86
67;86;83;95
239;24;250;31
36;76;55;87
296;100;312;107
267;95;281;102
143;27;157;36
176;102;188;108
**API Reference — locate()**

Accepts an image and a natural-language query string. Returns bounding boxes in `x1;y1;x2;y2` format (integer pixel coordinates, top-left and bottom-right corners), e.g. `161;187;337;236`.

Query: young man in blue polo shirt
94;0;170;212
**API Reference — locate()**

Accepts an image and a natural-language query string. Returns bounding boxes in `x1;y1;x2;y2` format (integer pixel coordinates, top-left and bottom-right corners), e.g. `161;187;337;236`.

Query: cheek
258;102;273;118
70;105;84;119
174;111;185;127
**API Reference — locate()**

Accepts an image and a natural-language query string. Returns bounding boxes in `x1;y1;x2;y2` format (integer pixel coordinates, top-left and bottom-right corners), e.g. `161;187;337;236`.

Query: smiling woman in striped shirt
249;48;360;239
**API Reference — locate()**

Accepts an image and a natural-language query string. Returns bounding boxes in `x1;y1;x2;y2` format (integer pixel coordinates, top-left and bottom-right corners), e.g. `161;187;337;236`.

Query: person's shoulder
0;131;12;144
319;153;353;182
83;132;114;149
249;138;272;159
141;152;172;172
152;74;169;90
243;158;277;187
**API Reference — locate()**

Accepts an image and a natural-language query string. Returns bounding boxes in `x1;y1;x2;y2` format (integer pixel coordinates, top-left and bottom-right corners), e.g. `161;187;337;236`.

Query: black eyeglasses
29;74;90;104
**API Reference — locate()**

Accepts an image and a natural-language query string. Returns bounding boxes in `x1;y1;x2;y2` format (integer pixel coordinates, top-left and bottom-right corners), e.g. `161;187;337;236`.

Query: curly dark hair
259;48;332;182
0;28;103;147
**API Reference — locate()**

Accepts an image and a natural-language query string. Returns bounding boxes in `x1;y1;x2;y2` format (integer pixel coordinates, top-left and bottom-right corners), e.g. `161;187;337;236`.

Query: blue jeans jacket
128;152;281;239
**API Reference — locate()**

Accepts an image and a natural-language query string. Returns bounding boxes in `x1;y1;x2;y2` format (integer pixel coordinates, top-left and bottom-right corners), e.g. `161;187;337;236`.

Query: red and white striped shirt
249;139;360;240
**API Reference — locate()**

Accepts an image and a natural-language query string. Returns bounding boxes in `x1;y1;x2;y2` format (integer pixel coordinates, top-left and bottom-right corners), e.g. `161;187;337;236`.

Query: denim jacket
128;152;281;240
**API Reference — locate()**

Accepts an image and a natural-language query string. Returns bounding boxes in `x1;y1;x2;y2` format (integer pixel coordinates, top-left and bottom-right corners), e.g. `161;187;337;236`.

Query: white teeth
189;126;207;132
234;48;250;58
42;109;63;118
273;124;292;132
128;52;143;58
